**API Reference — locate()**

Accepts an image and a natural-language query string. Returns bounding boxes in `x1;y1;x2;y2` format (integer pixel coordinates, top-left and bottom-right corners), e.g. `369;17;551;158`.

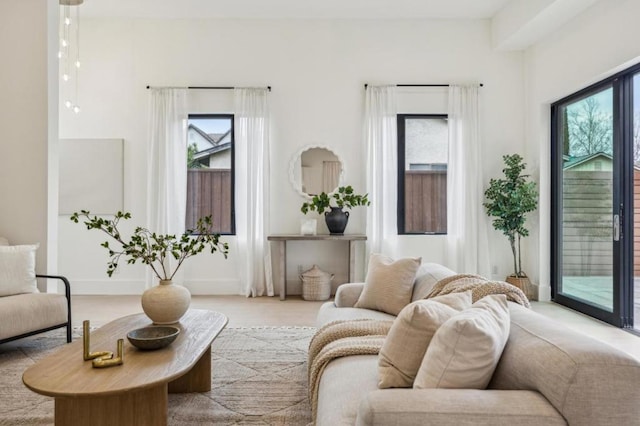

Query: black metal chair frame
0;274;72;344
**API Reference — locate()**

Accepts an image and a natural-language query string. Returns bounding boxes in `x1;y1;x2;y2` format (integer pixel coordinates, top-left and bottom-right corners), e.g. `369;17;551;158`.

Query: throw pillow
0;236;9;246
378;291;472;388
411;263;457;301
414;294;510;390
0;244;40;297
354;253;421;315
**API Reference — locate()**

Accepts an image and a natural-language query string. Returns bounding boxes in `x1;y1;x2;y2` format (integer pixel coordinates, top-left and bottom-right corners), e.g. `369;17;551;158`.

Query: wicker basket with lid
300;265;333;301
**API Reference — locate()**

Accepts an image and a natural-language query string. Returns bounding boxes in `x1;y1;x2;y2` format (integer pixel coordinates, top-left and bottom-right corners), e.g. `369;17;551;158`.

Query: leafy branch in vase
70;210;229;281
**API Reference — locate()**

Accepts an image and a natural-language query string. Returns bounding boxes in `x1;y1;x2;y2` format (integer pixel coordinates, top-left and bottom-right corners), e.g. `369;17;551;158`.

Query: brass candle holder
92;339;124;368
83;320;113;361
82;320;124;368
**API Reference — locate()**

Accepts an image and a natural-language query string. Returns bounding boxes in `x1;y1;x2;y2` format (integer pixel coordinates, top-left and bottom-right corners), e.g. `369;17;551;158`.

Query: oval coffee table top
23;309;227;397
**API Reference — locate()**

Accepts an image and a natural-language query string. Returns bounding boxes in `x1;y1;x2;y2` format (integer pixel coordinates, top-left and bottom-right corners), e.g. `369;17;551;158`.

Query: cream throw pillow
414;295;510;390
354;254;421;315
0;244;40;296
411;263;457;301
378;291;472;388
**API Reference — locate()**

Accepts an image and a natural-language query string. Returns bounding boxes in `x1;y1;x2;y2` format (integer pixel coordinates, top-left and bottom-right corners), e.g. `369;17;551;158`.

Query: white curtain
446;85;491;276
147;88;188;287
234;88;273;297
365;86;398;255
322;161;341;193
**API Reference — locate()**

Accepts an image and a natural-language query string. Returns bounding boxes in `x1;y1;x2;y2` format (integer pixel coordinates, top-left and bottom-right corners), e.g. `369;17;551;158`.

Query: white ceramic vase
141;279;191;324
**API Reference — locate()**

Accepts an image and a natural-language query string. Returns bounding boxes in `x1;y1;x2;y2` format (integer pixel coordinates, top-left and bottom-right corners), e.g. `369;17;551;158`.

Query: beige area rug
0;326;315;425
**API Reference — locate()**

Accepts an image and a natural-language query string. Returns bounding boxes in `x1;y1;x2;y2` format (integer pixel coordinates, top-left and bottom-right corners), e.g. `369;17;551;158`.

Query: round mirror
289;145;343;198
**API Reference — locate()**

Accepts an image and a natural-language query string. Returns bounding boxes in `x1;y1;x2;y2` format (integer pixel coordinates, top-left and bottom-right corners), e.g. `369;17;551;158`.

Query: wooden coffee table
23;309;227;426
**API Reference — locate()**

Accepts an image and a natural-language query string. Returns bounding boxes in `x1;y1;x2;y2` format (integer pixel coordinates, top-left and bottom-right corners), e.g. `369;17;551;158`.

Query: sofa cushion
316;302;395;328
316;355;379;426
378;292;472;388
411;263;456;301
354;254;421;315
0;244;39;296
357;389;567;426
0;293;68;340
414;295;510;389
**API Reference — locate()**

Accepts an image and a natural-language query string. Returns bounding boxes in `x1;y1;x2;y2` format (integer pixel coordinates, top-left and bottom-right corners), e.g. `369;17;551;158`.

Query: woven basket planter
300;265;333;301
505;275;536;301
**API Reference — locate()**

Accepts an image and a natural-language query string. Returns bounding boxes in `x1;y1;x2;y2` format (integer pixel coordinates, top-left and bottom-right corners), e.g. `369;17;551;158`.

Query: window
397;114;448;234
186;114;234;234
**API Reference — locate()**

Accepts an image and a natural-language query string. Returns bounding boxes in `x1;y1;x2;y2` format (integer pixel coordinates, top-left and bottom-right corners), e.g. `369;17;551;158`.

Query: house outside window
397;114;448;234
186;114;234;234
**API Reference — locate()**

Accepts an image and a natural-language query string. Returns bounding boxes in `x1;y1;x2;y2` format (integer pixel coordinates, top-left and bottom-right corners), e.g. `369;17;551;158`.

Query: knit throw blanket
425;273;531;308
307;319;393;423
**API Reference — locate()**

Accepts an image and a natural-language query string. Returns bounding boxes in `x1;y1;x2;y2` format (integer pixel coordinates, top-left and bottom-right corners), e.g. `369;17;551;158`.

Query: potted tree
483;154;538;297
301;185;370;235
71;210;229;323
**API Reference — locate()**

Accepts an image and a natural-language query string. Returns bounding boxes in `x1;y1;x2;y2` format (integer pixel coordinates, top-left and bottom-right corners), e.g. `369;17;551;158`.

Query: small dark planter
325;207;349;235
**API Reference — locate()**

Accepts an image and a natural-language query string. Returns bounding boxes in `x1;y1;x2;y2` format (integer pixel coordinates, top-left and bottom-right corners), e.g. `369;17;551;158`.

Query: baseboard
538;285;552;302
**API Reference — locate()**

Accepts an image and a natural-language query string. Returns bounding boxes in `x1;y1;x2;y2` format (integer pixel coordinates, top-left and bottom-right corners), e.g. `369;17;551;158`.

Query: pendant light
59;0;83;114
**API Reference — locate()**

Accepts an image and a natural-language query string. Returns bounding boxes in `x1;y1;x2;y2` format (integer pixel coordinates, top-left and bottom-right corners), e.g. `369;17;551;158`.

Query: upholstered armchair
0;239;72;344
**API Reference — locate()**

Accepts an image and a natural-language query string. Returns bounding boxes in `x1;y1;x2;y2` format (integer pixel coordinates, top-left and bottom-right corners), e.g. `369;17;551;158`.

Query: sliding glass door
632;72;640;331
551;65;640;328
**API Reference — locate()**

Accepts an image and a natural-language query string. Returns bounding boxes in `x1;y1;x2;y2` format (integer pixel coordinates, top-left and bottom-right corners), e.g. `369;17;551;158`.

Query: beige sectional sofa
314;263;640;426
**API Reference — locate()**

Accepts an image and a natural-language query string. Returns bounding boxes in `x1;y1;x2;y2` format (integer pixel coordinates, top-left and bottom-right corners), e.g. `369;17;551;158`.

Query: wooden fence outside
186;169;232;233
562;170;613;276
562;170;640;276
185;168;640;274
404;170;447;233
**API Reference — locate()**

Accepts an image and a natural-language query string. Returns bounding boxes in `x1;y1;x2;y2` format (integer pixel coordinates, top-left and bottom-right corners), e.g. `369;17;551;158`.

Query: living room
2;0;640;425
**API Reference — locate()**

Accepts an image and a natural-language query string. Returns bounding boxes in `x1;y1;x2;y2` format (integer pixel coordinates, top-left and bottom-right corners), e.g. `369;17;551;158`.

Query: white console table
267;234;367;300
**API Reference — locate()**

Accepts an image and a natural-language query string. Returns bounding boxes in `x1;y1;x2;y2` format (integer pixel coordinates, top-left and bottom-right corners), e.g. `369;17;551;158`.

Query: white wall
59;17;525;295
0;0;56;289
524;0;640;300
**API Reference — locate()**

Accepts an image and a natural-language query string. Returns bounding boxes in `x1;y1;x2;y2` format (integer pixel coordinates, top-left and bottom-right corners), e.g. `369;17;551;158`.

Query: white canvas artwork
59;139;124;214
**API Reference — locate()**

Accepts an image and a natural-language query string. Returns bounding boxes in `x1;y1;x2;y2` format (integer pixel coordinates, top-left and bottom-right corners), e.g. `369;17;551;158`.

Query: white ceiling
77;0;602;50
79;0;515;20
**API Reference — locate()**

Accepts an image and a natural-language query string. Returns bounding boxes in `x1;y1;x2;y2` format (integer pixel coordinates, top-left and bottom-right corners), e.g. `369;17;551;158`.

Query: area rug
0;326;315;425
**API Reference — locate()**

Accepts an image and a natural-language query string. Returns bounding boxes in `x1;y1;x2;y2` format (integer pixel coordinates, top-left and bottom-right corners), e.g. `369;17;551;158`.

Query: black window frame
186;113;236;236
397;113;448;235
550;61;640;329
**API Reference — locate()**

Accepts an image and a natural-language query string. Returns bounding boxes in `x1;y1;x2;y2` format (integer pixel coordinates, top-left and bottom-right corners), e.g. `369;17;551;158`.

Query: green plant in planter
483;154;538;278
300;185;370;215
301;185;370;235
70;210;229;280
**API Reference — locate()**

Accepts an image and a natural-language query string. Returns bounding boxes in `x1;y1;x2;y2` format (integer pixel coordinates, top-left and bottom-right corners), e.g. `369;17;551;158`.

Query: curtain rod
364;83;483;89
146;85;272;91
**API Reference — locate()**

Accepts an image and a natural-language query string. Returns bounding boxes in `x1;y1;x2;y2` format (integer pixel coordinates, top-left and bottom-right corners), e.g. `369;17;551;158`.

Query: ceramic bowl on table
126;326;180;350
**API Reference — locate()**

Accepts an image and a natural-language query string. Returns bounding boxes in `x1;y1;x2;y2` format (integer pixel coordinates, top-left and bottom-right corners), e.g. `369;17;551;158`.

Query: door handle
613;214;620;241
